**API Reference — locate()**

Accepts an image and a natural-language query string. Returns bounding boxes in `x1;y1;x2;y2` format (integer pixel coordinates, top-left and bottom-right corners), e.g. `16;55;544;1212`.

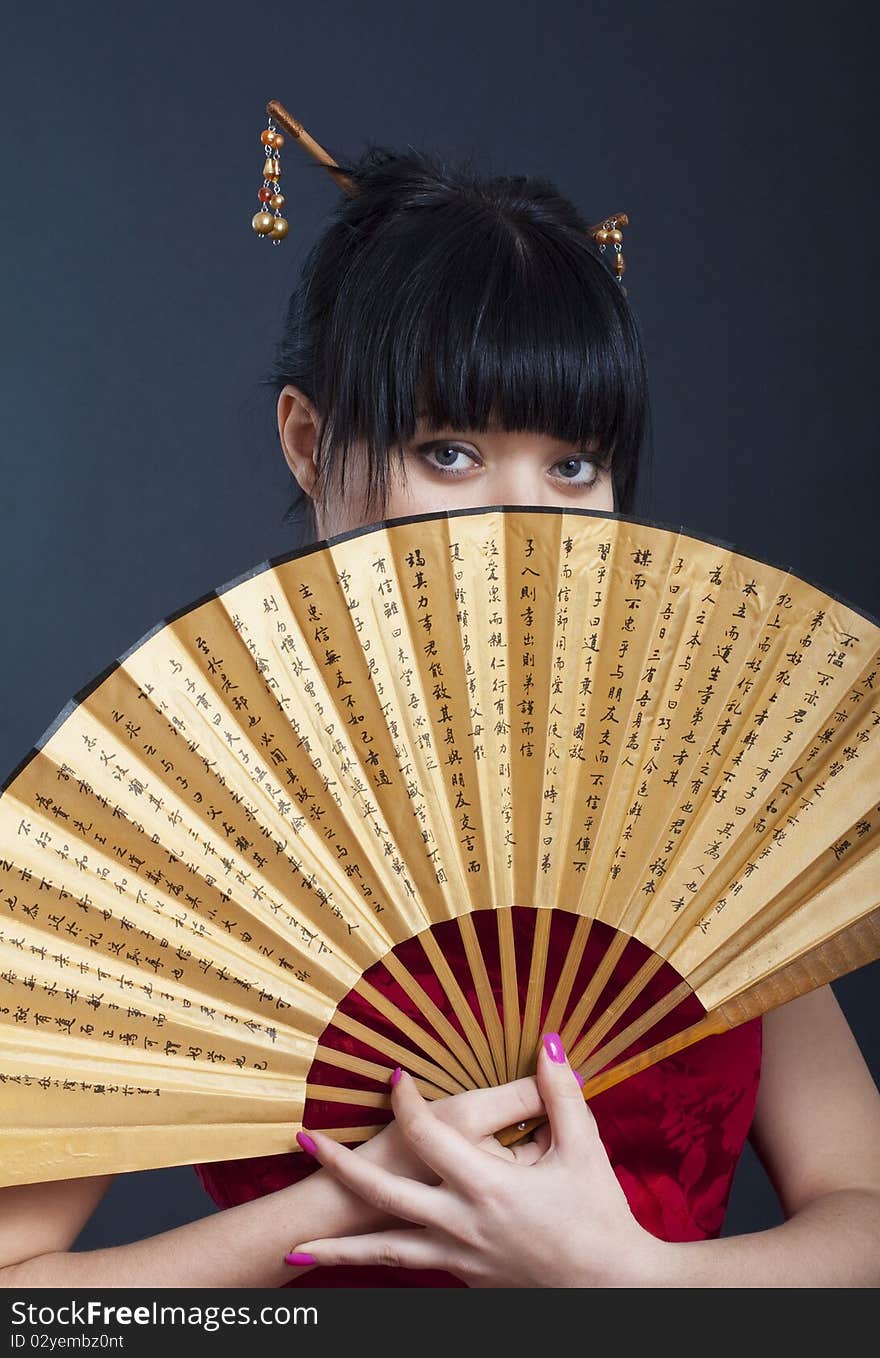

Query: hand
354;1067;550;1182
286;1066;551;1256
285;1034;667;1287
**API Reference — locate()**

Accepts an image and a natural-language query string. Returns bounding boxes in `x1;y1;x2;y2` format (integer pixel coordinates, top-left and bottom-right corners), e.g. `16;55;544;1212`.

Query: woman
1;147;878;1289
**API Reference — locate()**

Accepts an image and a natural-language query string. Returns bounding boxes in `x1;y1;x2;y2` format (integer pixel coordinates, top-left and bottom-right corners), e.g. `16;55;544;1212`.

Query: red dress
195;911;763;1288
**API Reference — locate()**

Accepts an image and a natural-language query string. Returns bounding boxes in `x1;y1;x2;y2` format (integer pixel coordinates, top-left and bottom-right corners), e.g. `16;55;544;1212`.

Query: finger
295;1128;446;1229
507;1133;546;1167
285;1227;460;1275
529;1121;553;1158
433;1074;546;1138
390;1072;506;1193
536;1032;598;1156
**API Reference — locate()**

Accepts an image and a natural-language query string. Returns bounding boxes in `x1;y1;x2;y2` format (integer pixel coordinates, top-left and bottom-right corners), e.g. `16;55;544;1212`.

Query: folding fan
1;506;877;1187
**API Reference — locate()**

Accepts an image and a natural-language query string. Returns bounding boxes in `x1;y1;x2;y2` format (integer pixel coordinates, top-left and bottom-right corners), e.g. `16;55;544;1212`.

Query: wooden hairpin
255;99;629;290
264;99;357;197
587;213;629;286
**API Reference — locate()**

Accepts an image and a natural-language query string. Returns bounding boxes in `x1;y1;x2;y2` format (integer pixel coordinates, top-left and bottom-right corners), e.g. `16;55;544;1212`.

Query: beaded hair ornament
250;100;629;293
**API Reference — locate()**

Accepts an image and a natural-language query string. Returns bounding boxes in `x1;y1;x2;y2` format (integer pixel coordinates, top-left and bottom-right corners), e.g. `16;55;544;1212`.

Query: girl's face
278;387;615;538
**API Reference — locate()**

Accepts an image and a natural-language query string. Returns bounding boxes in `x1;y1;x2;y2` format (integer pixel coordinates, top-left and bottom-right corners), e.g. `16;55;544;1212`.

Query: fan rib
307;1072;446;1107
313;1043;393;1083
497;909;521;1082
559;930;629;1053
540;915;593;1039
572;978;693;1075
495;1010;729;1147
713;902;880;1022
329;1011;467;1094
353;978;477;1089
420;923;502;1085
309;1125;383;1146
582;1010;728;1096
515;908;553;1077
306;1084;390;1109
381;952;490;1087
680;801;880;998
711;890;880;1021
567;952;667;1069
313;1042;451;1099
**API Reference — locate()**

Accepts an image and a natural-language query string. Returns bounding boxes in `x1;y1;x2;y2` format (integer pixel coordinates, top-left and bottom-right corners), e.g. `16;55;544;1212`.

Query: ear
277;385;321;496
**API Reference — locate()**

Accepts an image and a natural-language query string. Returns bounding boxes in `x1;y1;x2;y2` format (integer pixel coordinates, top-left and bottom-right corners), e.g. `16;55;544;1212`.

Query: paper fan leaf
0;508;877;1185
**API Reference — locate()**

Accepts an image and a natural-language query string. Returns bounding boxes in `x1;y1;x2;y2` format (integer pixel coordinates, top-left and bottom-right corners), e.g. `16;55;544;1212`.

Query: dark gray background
1;0;877;1253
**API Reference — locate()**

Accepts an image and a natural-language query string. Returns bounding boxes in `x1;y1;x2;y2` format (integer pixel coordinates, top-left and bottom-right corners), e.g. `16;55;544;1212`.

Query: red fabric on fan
194;910;763;1287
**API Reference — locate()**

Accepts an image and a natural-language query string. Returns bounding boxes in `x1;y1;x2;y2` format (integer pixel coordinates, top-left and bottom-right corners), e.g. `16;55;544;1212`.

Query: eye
418;444;478;476
552;457;600;487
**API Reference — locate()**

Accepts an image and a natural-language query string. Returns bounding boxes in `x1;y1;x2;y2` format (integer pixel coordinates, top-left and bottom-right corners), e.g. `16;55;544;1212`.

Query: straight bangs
313;200;647;514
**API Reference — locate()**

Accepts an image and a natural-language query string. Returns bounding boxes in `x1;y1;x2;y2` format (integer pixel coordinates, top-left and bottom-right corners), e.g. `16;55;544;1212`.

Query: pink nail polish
285;1251;317;1267
390;1066;403;1087
573;1069;584;1088
296;1130;318;1156
542;1032;567;1064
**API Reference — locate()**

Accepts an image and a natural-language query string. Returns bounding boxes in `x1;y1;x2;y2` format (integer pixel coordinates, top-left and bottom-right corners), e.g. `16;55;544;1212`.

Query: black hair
265;146;651;539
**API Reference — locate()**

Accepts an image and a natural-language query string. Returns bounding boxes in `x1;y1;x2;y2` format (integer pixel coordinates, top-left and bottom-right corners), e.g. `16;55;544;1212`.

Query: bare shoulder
0;1174;113;1271
750;986;880;1212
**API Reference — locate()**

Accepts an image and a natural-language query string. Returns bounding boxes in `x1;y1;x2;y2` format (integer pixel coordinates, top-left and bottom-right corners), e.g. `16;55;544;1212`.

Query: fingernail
285;1251;317;1267
573;1069;584;1088
296;1130;318;1157
542;1032;567;1064
390;1066;403;1087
